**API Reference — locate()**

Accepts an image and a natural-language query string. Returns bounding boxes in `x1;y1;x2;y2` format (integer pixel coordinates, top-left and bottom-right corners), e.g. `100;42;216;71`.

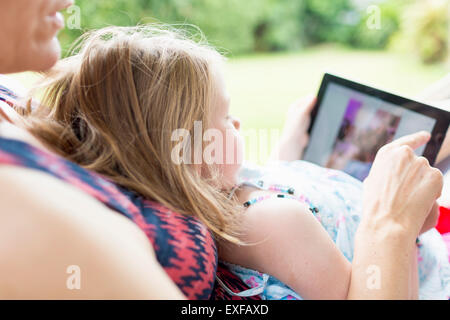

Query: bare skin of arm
0;166;185;299
220;133;440;300
347;133;442;299
219;197;352;300
219;192;421;300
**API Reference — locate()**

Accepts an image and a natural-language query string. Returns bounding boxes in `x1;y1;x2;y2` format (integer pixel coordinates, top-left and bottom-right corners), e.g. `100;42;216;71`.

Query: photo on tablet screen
326;98;401;180
302;75;447;181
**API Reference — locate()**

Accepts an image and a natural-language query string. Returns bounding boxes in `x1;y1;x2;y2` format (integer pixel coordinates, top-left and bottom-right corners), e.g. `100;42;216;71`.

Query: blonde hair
22;25;243;243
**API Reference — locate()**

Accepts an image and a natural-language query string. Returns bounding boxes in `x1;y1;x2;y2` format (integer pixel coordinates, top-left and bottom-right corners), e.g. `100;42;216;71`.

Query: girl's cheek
220;130;244;188
224;128;244;166
235;131;245;166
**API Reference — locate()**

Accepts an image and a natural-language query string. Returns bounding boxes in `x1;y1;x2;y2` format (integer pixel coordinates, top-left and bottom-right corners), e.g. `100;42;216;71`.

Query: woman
0;0;184;299
0;1;444;299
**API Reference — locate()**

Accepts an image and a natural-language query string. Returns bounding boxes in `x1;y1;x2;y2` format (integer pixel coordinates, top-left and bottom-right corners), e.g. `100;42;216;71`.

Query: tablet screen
303;81;438;181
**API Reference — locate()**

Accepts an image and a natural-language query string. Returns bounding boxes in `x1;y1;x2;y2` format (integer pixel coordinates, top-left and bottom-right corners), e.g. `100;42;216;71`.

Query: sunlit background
12;0;450;163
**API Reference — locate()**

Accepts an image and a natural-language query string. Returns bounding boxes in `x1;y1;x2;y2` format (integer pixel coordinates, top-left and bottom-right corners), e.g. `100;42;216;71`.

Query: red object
436;206;450;234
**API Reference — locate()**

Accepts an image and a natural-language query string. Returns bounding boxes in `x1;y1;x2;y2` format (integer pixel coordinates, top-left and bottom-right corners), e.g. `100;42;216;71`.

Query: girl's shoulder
221;186;321;254
236;185;315;228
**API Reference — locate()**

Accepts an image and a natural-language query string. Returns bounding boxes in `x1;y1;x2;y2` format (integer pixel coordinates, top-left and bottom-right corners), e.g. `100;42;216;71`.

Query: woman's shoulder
0;78;218;299
0;133;218;299
0;165;187;299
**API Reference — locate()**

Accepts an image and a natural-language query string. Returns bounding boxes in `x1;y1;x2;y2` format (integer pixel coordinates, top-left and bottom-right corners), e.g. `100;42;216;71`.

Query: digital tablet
302;73;450;181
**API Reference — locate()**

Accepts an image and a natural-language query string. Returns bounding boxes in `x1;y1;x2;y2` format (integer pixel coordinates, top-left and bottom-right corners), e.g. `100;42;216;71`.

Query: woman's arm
221;132;439;300
0;166;185;299
348;132;442;299
219;198;352;300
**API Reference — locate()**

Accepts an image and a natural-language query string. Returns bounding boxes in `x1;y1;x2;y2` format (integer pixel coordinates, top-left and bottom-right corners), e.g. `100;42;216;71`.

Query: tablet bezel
305;72;450;166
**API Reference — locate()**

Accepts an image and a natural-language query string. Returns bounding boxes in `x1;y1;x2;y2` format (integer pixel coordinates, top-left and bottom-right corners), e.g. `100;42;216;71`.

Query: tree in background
58;0;446;64
60;0;266;55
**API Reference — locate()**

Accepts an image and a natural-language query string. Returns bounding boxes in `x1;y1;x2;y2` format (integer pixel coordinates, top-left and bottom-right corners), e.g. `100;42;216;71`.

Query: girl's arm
219;197;352;300
0;166;185;299
219;196;421;300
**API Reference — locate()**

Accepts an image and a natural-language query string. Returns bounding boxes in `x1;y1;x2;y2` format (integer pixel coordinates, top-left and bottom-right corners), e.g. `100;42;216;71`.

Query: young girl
9;25;450;299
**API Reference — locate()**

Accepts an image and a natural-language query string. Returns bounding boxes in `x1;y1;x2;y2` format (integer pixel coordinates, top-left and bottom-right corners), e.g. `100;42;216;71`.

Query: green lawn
11;45;450;163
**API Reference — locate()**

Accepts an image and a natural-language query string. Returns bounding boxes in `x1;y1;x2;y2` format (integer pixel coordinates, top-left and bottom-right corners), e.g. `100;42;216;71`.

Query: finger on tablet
389;131;431;150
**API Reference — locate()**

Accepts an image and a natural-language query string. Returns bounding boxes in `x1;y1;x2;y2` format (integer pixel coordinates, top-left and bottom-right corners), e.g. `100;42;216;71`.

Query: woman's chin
26;37;61;72
39;37;61;70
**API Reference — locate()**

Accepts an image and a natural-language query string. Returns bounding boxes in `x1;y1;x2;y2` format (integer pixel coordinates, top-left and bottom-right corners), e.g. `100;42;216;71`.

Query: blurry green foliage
60;0;266;55
402;0;449;64
301;0;355;44
350;1;403;49
59;0;441;62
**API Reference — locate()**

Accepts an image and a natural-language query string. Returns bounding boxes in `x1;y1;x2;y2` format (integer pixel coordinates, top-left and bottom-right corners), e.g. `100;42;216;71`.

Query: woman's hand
361;131;443;239
349;131;443;300
419;202;440;235
269;95;316;162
